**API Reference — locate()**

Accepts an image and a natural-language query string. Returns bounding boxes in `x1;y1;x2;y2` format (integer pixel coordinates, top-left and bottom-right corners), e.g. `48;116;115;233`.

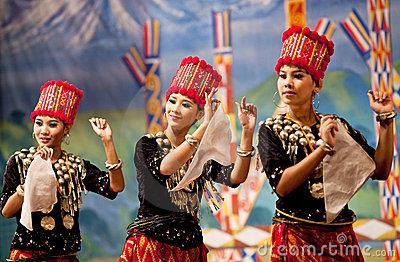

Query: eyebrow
36;118;59;123
170;95;194;105
182;99;194;104
279;69;307;74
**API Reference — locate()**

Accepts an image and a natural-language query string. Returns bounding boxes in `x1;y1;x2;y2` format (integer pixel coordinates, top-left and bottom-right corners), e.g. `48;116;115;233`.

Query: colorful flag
314;17;336;40
122;18;163;134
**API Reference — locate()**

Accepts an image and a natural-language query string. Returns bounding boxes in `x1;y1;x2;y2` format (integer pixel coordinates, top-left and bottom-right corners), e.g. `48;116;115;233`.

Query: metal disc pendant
63;214;74;229
41;216;56;230
40;204;54;214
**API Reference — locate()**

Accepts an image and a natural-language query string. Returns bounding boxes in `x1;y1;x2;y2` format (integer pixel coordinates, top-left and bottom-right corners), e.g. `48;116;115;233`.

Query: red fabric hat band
275;26;334;81
166;56;222;108
30;80;84;125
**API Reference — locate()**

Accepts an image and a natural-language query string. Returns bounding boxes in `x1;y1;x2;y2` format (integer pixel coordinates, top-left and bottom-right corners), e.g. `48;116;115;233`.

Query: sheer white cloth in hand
20;156;58;230
323;121;375;223
171;106;232;191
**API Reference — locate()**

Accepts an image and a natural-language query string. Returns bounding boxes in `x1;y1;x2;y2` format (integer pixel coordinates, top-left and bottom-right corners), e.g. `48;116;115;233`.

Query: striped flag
366;1;399;261
212;10;232;53
143;18;163;134
314;17;336;40
340;7;400;109
342;5;400;260
122;18;163;134
212;11;267;245
122;46;147;85
340;8;371;63
144;19;160;58
212;10;241;235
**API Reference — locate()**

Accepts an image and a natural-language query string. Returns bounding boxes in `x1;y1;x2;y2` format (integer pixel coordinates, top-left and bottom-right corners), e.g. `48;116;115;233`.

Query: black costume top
128;132;237;249
257;113;375;225
0;148;117;256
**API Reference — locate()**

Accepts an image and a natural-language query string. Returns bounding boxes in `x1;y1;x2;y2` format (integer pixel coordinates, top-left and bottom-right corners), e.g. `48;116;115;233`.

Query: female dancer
119;56;257;261
258;26;394;261
1;80;124;261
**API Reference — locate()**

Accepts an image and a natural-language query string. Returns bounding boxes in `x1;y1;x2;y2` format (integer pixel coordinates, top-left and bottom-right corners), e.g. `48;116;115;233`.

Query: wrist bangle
105;159;123;171
376;111;397;123
236;146;255;157
16;184;24;197
185;134;199;149
316;139;335;155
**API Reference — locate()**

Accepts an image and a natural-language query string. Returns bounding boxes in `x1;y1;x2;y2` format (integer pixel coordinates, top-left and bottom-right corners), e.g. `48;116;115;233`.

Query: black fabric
0;156;117;256
257;114;375;224
131;135;236;249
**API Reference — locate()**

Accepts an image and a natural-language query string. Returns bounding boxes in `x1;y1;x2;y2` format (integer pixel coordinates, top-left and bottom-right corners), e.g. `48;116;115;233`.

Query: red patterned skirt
270;222;364;262
9;249;78;261
119;233;208;262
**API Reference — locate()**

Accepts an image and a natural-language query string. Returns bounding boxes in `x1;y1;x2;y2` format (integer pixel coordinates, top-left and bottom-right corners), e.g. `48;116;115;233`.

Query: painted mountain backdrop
1;0;399;260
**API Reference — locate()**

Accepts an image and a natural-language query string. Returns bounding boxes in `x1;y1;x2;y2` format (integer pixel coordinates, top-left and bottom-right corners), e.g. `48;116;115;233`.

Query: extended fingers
241;96;247;109
89;117;107;129
204;91;210;104
248;103;257;115
367;90;375;104
207;88;214;100
211;87;218;96
236;97;257;116
98;118;107;129
368;89;390;103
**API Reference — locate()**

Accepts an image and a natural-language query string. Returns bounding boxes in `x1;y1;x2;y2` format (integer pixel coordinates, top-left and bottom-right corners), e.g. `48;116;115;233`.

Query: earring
273;91;286;108
312;92;320;109
32;132;35;139
63;133;70;145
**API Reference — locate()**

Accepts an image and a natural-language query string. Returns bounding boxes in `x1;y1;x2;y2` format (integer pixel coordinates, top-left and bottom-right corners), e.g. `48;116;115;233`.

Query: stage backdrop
1;0;399;260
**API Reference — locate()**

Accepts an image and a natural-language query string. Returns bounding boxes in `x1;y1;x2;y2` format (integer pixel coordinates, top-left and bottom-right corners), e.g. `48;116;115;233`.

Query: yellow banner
285;0;307;28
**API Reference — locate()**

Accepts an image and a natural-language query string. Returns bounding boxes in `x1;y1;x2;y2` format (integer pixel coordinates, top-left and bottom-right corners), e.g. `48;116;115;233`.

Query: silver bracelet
236;146;255;157
16;184;24;197
185;134;199;149
105;159;123;171
316;139;335;155
376;111;397;123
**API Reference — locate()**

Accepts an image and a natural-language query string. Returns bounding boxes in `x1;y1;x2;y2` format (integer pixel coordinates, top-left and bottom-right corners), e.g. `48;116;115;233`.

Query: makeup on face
165;93;200;129
33;115;66;148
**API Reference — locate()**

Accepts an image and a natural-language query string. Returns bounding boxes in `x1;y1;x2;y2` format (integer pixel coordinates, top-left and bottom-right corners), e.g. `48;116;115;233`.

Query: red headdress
30;80;84;125
166;56;222;108
275;26;334;81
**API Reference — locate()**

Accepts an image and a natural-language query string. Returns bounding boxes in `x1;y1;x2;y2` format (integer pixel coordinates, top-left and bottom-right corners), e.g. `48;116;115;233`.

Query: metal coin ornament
13;147;87;233
40;205;54;214
41;216;56;230
63;214;74;229
264;113;326;199
154;131;199;214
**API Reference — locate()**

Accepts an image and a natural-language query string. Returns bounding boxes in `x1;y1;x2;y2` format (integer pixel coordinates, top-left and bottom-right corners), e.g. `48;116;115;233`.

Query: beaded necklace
154;131;200;214
14;147;86;230
284;111;321;154
264;113;324;199
286;112;325;199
